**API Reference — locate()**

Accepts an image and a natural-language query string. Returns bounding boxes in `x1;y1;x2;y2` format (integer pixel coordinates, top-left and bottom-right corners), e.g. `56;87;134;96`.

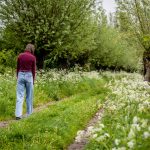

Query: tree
0;0;96;68
88;2;139;71
115;0;150;75
115;0;150;51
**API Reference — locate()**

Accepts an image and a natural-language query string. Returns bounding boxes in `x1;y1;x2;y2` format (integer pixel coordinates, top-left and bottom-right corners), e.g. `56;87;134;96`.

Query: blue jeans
15;72;33;117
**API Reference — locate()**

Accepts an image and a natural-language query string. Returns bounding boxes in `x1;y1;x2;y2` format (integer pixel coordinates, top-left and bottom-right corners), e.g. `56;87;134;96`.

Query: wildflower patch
85;72;150;150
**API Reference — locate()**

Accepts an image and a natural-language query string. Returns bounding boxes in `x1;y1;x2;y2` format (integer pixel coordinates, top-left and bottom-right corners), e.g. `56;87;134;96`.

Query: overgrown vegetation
85;72;150;150
0;70;109;149
0;71;149;149
0;70;107;120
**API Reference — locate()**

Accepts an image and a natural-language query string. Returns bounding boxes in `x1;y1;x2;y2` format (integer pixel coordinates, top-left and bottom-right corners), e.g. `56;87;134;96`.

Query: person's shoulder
30;53;36;58
29;53;36;60
31;52;36;58
33;55;36;61
18;52;24;58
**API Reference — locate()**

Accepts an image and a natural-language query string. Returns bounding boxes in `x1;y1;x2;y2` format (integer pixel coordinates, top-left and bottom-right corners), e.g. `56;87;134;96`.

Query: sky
102;0;116;14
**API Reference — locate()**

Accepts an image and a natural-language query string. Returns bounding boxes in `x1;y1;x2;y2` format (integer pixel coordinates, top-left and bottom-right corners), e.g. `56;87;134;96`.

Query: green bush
0;49;16;74
89;27;141;71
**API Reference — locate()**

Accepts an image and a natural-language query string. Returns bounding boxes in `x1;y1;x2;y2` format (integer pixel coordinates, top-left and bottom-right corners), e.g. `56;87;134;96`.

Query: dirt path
67;108;104;150
0;101;58;128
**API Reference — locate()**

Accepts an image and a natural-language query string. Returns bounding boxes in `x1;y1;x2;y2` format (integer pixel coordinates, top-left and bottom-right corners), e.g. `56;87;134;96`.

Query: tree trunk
143;50;150;82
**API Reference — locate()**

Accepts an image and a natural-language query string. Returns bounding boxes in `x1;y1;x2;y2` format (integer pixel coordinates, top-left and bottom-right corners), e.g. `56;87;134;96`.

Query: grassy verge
0;84;109;149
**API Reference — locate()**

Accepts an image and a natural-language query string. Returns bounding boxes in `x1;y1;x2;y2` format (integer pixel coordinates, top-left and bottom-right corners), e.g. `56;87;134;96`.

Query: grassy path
0;88;109;150
0;100;62;128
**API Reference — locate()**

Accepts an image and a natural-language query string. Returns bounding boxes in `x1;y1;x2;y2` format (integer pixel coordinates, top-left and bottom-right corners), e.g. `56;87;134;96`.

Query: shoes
16;117;21;120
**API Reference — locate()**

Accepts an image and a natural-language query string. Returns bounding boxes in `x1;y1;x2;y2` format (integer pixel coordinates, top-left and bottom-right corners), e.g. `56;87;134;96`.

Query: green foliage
0;49;17;74
89;26;140;71
143;34;150;51
0;74;16;120
0;0;96;67
115;0;150;51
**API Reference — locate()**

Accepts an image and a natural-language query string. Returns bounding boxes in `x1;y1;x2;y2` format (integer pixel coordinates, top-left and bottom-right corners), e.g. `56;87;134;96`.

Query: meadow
0;70;149;149
0;70;107;120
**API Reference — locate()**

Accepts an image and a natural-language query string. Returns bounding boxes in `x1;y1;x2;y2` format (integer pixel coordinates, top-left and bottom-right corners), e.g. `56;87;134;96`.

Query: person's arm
16;56;20;78
32;56;36;84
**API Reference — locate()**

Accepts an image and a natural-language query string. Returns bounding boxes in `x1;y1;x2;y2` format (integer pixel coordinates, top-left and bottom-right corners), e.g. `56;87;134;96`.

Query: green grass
1;71;149;149
0;86;109;149
0;75;16;120
0;72;107;121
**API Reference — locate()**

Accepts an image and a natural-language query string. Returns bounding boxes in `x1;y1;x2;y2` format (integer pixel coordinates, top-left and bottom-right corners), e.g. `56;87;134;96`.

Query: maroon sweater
17;50;36;81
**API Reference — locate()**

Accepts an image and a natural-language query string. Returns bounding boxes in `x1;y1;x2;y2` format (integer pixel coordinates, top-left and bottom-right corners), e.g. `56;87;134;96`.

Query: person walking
15;44;36;120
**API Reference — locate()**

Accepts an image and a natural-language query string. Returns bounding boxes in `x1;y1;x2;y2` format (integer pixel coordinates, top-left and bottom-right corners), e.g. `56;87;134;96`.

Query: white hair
25;44;35;54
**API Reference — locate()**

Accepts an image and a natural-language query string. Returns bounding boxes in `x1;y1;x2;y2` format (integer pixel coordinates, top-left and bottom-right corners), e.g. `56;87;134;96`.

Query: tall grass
0;77;109;149
0;70;105;120
0;74;16;120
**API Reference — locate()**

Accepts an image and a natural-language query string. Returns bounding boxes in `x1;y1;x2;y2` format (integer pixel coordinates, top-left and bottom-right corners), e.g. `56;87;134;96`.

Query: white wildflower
138;105;145;112
133;116;139;124
128;129;135;139
104;133;110;138
127;140;135;149
96;135;105;142
114;139;120;146
99;123;105;129
143;132;150;139
143;100;150;106
92;127;102;133
116;123;121;129
118;147;126;150
141;119;148;128
92;134;98;139
131;124;141;131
